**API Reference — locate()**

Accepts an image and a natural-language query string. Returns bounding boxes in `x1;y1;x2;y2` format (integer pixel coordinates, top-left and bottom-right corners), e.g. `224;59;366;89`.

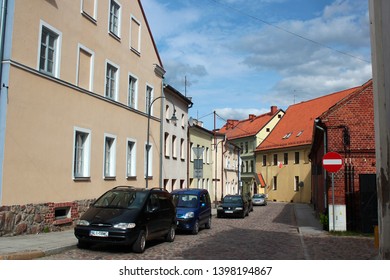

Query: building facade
0;0;165;235
310;80;376;232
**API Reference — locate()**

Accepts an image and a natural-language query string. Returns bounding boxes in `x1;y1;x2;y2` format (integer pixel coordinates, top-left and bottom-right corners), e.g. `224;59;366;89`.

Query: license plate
90;230;109;237
225;210;233;213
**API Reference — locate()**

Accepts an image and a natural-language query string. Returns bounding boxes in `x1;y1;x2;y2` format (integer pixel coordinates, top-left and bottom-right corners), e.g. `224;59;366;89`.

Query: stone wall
0;199;95;237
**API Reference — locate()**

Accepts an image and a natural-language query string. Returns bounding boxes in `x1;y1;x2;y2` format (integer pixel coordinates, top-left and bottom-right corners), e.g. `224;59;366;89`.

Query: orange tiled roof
256;86;361;151
218;110;279;140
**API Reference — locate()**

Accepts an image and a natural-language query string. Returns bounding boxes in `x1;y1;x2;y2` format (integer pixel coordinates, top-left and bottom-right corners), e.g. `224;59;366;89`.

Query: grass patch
328;230;374;238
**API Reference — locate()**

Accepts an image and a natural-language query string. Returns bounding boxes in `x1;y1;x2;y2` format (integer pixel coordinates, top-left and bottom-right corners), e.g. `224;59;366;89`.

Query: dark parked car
171;188;212;234
217;194;249;218
252;193;267;206
74;186;176;253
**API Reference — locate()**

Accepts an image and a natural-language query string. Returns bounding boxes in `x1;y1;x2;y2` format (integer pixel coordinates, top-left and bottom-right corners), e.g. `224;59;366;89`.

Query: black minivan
74;186;176;253
171;188;212;234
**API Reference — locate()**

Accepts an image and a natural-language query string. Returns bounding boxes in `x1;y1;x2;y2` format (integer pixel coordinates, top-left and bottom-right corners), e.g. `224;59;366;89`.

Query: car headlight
113;223;136;230
235;207;243;210
76;220;90;226
183;212;195;219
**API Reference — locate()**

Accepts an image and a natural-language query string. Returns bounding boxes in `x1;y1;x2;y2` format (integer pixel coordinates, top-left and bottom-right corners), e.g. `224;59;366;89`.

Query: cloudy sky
142;0;372;130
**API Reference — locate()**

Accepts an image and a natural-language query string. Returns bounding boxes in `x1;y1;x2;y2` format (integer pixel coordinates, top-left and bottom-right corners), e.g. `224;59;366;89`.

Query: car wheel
132;230;146;253
205;216;211;229
192;219;200;235
165;225;176;242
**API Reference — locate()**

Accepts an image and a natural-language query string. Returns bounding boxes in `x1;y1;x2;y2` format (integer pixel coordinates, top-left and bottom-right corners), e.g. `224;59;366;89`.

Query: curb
0;244;77;260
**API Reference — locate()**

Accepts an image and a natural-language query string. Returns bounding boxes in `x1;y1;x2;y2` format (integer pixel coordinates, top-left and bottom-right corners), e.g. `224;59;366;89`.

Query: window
145;143;153;178
245;142;249;153
294;176;300;192
145;85;154;114
295;152;300;164
172;135;177;159
81;0;97;22
105;62;119;100
273;154;278;165
77;45;94;91
262;155;267;166
180;138;185;160
205;147;209;164
128;74;138;108
109;0;121;37
73;128;91;179
126;140;136;177
190;142;194;162
130;16;141;53
250;160;254;173
164;133;169;157
273;176;277;190
39;23;61;77
104;135;116;178
284;153;288;165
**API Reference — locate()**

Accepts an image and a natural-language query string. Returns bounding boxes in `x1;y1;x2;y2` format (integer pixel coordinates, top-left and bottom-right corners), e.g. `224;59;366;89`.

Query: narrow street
37;202;377;260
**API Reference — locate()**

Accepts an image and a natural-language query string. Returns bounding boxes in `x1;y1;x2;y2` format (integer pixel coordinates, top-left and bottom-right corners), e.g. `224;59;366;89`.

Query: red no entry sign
322;152;343;172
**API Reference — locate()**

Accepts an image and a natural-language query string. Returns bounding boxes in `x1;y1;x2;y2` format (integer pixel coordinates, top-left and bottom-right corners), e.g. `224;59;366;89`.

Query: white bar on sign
323;159;342;165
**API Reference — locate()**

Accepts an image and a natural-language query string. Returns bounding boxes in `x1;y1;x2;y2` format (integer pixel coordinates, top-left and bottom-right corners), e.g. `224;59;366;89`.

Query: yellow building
255;88;358;203
0;0;165;235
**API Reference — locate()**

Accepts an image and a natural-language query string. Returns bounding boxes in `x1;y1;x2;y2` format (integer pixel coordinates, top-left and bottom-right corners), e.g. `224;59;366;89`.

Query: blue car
171;188;212;234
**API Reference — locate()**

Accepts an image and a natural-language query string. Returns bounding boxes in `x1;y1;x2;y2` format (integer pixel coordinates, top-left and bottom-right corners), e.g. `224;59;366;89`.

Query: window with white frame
172;135;177;159
145;85;153;114
128;74;138;108
104;135;116;178
109;0;121;37
81;0;97;22
145;143;153;178
105;62;118;100
164;133;169;157
73;128;91;179
130;16;141;53
190;142;194;162
77;45;94;91
39;23;61;77
126;140;136;177
180;138;185;160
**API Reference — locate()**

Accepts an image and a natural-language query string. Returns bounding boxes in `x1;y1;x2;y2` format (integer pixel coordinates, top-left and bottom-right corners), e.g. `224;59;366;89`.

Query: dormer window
296;130;303;137
282;132;292;139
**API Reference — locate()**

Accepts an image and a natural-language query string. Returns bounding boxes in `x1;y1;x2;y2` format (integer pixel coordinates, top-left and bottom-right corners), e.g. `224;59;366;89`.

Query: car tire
205;216;211;229
132;230;146;253
165;225;176;242
192;219;200;235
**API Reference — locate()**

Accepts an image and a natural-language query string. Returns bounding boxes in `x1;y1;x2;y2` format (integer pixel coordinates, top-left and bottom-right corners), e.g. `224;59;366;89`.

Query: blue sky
142;0;372;130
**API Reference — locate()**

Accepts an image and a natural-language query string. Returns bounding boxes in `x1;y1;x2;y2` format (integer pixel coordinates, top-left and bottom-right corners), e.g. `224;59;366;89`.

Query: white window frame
38;20;62;77
145;84;154;115
130;15;141;53
81;0;98;22
128;72;138;109
145;143;153;178
126;138;136;178
73;127;91;179
108;0;121;38
172;135;177;159
105;60;119;100
103;133;117;178
76;44;95;91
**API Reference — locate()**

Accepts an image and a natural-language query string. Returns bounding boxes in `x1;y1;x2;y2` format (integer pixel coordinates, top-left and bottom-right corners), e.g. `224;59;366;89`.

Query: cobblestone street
38;202;378;260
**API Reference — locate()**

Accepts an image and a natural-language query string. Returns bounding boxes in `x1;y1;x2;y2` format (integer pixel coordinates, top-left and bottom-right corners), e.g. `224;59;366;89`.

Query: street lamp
145;96;177;188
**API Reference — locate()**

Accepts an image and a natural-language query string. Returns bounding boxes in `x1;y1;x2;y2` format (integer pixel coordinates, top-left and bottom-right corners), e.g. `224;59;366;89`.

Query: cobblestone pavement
38;202;378;260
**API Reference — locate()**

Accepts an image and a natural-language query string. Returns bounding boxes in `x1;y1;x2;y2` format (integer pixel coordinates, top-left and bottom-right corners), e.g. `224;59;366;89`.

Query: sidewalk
0;203;322;260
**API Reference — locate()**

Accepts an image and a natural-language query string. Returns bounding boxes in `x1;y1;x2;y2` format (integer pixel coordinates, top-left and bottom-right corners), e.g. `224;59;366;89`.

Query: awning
254;173;266;188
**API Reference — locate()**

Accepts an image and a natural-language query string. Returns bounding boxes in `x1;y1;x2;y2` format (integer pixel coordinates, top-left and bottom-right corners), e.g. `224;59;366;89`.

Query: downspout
0;0;8;205
315;120;327;210
159;79;165;190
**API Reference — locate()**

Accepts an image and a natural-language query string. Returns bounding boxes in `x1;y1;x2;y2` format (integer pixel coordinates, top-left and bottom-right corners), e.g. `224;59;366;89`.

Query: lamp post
145;96;177;189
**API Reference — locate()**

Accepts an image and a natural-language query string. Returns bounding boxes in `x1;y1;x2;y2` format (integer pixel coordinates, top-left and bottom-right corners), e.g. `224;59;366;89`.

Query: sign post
322;152;343;231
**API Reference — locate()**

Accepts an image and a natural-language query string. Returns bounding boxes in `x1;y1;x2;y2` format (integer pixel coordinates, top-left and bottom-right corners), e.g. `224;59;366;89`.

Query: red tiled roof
218;109;280;140
256;86;361;151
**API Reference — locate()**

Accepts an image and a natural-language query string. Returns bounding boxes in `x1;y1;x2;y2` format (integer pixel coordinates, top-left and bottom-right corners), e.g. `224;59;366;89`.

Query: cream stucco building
0;0;166;235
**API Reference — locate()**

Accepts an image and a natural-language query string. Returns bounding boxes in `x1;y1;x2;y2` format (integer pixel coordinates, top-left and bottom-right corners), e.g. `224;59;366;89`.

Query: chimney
249;114;256;121
270;106;278;115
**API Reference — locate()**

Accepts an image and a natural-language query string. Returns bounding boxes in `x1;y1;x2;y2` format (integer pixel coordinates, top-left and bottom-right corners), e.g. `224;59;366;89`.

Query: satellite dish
188;117;194;126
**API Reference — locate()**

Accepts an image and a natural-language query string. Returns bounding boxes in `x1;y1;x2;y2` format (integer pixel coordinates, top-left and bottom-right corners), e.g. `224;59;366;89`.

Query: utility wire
208;0;370;63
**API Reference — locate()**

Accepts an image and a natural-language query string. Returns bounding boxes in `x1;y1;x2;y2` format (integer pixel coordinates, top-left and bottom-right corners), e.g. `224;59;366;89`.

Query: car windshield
93;190;148;209
172;194;198;208
253;194;265;198
223;196;242;204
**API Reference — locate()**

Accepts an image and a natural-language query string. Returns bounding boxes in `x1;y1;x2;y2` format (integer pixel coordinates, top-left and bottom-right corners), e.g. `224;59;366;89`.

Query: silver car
252;194;267;206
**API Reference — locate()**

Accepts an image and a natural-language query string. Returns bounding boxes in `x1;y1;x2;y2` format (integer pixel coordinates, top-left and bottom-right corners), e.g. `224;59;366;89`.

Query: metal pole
332;172;335;231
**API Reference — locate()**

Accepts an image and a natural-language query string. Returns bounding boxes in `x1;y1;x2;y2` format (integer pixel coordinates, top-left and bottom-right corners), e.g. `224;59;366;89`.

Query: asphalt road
37;202;377;260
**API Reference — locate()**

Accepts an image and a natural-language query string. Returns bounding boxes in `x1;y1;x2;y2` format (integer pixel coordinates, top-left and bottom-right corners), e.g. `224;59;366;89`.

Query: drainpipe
315;119;327;210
